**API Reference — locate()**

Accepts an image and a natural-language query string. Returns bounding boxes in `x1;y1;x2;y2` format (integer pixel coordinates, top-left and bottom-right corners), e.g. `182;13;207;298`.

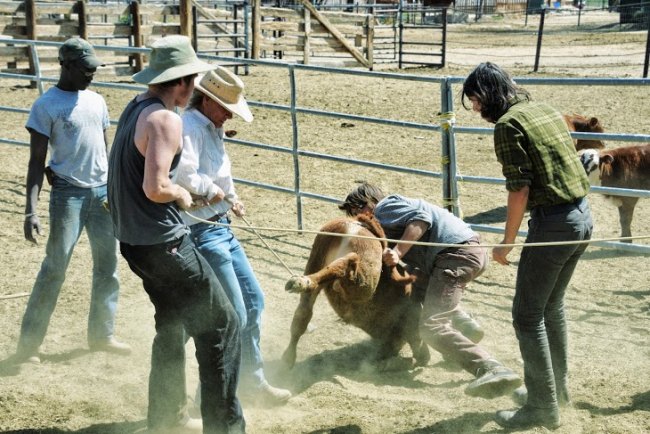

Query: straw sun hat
195;66;253;123
132;35;214;85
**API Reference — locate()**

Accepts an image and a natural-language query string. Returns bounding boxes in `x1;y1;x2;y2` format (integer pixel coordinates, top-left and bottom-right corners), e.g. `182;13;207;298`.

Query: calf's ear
601;154;614;165
589;117;600;128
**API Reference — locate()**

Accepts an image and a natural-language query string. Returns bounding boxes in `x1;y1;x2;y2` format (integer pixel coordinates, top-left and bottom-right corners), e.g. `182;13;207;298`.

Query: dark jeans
513;197;593;409
120;235;245;434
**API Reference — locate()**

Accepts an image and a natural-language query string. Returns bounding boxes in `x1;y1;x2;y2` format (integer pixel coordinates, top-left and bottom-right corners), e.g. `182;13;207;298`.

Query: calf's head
565;114;606;150
578;149;602;185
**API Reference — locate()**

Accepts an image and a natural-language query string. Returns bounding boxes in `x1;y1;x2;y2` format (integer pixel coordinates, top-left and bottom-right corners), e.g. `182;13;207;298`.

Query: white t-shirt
26;86;110;188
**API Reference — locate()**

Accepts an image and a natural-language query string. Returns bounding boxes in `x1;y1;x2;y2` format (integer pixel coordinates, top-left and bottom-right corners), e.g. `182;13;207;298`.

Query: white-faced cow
579;144;650;241
564;113;606;151
282;214;430;370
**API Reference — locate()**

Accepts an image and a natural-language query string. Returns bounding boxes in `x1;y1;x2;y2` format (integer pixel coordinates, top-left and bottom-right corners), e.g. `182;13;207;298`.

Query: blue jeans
513;197;593;409
191;218;266;390
120;235;244;433
18;177;120;353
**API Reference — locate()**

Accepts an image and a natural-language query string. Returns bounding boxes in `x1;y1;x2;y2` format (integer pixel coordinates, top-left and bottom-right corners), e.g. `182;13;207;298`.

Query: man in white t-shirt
15;38;130;364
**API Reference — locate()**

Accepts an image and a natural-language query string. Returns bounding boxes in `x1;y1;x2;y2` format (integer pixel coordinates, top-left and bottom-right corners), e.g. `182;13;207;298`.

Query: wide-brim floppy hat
132;35;214;85
194;66;253;123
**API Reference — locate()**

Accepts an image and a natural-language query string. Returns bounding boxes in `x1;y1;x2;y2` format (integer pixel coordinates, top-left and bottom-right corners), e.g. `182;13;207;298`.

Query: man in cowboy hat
107;36;245;433
176;67;292;408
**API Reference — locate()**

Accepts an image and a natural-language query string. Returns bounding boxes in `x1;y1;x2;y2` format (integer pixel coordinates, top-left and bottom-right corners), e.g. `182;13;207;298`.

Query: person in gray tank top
340;182;521;400
107;36;244;434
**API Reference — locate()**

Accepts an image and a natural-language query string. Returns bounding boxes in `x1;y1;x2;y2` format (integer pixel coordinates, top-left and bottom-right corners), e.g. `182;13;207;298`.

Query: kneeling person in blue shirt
340;182;521;399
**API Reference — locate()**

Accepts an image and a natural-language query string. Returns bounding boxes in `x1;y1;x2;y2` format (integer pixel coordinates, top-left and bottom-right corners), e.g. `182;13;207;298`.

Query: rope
438;111;456;131
182;210;650;249
234;214;298;277
186;201;298;277
0;292;29;300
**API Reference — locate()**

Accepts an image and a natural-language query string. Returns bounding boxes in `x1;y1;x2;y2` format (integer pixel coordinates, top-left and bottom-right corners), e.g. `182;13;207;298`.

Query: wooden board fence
0;0;402;74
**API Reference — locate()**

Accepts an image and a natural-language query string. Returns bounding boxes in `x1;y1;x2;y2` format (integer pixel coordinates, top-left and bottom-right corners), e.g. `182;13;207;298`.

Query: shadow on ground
267;339;439;395
576;389;650;415
0;420;146;434
463;206;507;225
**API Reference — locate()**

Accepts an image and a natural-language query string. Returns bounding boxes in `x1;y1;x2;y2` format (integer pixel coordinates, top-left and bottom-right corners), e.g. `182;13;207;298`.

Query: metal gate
192;1;250;74
397;2;447;68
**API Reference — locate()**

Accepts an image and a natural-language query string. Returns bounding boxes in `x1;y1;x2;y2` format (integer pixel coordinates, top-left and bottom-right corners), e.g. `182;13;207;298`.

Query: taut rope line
233;213;297;277
182;210;650;249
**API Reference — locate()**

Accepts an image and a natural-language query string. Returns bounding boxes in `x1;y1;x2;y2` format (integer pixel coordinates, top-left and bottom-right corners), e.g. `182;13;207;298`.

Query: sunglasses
69;61;96;78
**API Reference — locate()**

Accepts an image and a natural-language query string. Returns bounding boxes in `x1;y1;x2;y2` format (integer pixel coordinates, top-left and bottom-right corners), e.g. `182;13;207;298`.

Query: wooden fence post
180;0;192;39
77;0;88;40
24;0;36;87
252;0;260;59
366;14;373;71
303;7;310;65
25;0;36;41
130;0;143;72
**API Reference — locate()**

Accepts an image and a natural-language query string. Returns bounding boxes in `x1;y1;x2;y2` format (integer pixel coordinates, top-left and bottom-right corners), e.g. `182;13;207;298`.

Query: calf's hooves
285;276;312;293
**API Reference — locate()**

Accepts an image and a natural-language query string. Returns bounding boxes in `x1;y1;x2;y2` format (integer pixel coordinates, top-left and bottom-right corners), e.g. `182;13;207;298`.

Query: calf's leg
618;197;638;242
282;290;320;369
285;253;359;293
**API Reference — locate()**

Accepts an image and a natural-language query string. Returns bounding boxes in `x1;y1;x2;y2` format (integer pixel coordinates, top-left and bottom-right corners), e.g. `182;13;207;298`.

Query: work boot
512;385;572;407
89;337;132;355
451;310;484;344
13;346;41;365
257;382;292;405
148;415;202;433
495;405;560;430
465;359;522;399
241;381;292;406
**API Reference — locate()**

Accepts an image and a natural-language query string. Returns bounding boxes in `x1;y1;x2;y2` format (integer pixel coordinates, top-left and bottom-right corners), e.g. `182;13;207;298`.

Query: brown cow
282;214;430;370
564;113;606;150
579;144;650;241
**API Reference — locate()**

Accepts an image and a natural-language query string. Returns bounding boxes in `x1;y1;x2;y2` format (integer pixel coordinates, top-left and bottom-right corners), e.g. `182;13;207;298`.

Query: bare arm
140;108;192;209
24;130;48;244
103;129;109;152
493;185;529;266
382;220;429;266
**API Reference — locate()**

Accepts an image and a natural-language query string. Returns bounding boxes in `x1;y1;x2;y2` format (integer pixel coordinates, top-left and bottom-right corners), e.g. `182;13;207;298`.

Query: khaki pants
419;237;492;374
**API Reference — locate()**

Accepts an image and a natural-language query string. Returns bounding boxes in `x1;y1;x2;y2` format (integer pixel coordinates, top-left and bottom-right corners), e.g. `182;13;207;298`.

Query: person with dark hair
340;182;522;400
462;62;593;430
15;37;130;365
108;36;244;433
176;66;292;406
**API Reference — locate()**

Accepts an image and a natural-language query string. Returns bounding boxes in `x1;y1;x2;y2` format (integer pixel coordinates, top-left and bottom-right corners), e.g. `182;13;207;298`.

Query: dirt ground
0;10;649;434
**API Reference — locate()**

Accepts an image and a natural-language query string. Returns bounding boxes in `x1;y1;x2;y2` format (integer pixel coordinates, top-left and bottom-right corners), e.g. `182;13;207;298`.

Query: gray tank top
107;97;188;245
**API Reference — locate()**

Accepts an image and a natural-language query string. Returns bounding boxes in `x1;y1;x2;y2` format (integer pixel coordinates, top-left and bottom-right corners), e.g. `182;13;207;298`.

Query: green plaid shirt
494;98;590;209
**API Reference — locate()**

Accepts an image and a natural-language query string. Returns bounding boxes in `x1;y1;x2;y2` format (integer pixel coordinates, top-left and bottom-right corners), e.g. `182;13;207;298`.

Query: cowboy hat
132;36;214;85
195;66;253;123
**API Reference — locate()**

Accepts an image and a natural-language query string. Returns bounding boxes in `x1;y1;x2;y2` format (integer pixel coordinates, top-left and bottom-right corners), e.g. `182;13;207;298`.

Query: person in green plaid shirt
462;62;593;430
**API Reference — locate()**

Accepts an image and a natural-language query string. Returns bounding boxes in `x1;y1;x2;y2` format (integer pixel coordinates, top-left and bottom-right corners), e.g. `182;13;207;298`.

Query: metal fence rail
1;39;650;253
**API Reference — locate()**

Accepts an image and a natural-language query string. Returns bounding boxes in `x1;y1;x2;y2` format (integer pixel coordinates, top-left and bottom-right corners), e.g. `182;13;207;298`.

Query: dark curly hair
338;182;385;217
461;62;530;123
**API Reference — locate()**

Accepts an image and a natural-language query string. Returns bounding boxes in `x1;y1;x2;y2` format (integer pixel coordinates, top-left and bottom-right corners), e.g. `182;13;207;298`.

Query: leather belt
532;197;586;217
206;211;228;222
